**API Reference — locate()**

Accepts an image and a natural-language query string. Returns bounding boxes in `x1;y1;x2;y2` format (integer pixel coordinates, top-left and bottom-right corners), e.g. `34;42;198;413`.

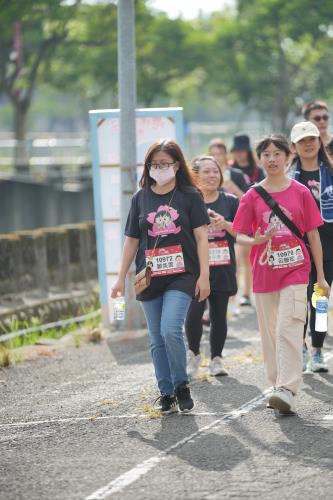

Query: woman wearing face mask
232;134;329;415
231;133;266;308
111;139;210;414
185;156;273;377
289;121;333;373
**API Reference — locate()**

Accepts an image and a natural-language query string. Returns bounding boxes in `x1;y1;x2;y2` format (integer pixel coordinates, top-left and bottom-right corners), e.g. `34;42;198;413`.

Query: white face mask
149;165;175;186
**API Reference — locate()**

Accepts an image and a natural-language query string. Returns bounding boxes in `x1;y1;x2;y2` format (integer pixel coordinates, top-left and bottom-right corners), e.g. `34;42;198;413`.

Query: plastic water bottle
113;295;125;321
315;296;328;332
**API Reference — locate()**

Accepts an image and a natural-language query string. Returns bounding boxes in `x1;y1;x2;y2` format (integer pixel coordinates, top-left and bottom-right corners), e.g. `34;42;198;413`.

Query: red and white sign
209;240;230;266
145;245;185;277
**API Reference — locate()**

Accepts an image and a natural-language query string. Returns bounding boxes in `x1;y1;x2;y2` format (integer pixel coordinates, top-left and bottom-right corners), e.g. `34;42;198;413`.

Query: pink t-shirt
232;180;323;293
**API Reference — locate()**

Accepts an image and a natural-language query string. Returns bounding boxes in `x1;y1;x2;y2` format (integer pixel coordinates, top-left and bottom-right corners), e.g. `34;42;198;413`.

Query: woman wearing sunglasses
302;100;333;158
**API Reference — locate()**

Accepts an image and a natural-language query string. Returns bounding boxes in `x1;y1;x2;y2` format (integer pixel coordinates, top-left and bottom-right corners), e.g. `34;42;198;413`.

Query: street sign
89;107;184;326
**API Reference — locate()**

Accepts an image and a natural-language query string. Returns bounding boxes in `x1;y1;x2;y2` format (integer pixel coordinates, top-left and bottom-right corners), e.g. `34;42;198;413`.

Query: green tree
209;0;333;131
0;0;81;169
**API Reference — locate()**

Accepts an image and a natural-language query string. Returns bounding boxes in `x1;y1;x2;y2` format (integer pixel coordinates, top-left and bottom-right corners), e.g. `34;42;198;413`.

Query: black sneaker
156;395;178;415
175;383;194;413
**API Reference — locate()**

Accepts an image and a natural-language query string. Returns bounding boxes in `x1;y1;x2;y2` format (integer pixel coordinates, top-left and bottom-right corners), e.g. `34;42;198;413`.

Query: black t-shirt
298;169;333;261
230;168;250;193
232;164;265;186
125;186;210;300
206;192;239;295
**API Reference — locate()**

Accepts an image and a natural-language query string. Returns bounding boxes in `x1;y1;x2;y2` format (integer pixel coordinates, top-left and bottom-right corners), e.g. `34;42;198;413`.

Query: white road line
0;412;240;428
85;392;268;500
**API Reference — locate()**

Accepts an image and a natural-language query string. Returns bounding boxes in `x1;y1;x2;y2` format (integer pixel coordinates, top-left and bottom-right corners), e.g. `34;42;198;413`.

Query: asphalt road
1;307;333;500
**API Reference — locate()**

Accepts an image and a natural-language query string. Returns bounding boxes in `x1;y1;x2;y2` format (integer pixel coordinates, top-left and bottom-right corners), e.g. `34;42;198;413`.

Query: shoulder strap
253;185;302;239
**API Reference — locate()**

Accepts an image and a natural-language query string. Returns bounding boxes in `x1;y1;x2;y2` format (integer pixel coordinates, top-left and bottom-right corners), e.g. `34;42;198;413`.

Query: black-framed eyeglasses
313;114;329;122
148;162;176;171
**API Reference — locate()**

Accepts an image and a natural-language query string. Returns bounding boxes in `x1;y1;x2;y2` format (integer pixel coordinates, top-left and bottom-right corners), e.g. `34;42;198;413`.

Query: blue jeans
141;290;191;395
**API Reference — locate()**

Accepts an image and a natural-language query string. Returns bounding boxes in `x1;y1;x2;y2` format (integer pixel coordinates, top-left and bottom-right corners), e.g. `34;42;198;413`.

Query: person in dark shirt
111;139;210;414
185;156;273;378
208;137;249;197
302;100;333;159
289;120;333;373
230;133;265;307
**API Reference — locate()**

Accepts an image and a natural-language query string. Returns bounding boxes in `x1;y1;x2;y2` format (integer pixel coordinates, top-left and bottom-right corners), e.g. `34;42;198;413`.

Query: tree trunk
13;101;29;174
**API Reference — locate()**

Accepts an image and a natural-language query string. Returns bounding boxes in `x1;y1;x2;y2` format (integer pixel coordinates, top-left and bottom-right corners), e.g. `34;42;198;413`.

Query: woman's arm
236;227;276;246
111;236;139;298
193;225;210;301
306;229;330;296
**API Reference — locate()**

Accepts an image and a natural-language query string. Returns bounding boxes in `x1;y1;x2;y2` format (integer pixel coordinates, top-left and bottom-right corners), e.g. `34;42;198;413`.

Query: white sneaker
268;387;296;414
310;350;329;373
209;356;228;376
187;350;201;378
265;387;276;409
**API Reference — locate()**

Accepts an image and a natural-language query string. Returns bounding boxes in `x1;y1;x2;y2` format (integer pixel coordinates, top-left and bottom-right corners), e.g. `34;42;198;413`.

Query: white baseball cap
290;121;320;143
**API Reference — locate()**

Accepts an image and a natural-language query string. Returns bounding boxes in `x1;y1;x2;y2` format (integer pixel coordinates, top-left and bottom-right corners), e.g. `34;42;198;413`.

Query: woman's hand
316;277;331;298
252;226;277;245
195;274;210;302
111;277;125;299
209;212;227;231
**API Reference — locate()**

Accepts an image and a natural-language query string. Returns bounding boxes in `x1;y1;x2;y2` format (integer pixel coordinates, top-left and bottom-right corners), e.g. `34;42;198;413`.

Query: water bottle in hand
114;294;125;321
315;296;328;333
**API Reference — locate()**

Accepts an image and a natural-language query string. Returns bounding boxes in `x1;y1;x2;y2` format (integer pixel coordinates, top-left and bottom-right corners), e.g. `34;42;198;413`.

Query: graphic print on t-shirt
147;205;181;236
207;225;226;239
260;205;304;269
307;179;320;201
263;205;293;236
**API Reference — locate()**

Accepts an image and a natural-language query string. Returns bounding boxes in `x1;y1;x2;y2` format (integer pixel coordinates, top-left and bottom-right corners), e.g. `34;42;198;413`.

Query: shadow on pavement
128;415;250;472
303;372;333;403
106;334;151;365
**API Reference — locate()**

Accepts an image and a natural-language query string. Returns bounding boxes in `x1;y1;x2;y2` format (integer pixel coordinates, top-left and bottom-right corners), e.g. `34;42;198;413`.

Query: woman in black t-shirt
111;139;210;414
289;121;333;373
185;156;270;378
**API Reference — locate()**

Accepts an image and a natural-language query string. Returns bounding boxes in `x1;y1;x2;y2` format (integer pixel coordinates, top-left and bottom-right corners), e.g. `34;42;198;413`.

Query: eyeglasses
148;162;175;171
313;114;329;122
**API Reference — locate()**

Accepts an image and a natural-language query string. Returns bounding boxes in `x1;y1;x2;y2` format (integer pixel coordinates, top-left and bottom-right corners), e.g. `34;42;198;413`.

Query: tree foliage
1;0;333;141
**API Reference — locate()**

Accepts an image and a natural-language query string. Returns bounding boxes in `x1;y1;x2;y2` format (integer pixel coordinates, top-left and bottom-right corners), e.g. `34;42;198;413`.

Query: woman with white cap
289;121;333;372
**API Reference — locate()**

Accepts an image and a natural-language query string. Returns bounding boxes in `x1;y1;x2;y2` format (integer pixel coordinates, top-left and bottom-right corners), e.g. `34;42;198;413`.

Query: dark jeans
185;292;230;359
304;260;333;348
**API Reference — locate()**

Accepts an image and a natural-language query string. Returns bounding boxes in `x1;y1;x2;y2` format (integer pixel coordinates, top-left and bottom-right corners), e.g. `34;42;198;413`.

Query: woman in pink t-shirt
232;134;330;415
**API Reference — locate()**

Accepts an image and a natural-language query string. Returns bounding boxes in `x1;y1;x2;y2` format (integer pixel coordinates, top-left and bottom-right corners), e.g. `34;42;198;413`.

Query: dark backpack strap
253;185;302;239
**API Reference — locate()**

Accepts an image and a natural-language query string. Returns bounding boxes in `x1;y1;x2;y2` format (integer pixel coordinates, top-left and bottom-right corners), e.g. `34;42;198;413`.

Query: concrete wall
0;222;97;299
0;177;94;233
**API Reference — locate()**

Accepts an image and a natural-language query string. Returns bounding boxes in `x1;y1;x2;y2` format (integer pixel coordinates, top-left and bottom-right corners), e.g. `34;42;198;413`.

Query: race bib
209;240;231;266
145;245;185;277
268;238;304;269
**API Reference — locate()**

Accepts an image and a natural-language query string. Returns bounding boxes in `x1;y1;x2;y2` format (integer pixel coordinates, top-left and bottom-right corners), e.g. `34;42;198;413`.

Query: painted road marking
85;392;269;500
0;410;264;429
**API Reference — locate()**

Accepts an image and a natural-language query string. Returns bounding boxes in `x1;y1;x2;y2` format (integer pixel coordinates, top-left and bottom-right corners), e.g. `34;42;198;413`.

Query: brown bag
134;263;152;295
134;188;177;296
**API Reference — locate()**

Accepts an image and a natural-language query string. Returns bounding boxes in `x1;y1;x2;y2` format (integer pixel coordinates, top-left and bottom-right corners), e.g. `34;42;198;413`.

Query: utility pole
117;0;142;329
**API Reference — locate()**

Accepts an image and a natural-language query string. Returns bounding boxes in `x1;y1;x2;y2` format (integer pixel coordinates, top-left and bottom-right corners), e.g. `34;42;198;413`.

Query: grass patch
0;346;11;368
0;305;101;351
142;403;161;419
